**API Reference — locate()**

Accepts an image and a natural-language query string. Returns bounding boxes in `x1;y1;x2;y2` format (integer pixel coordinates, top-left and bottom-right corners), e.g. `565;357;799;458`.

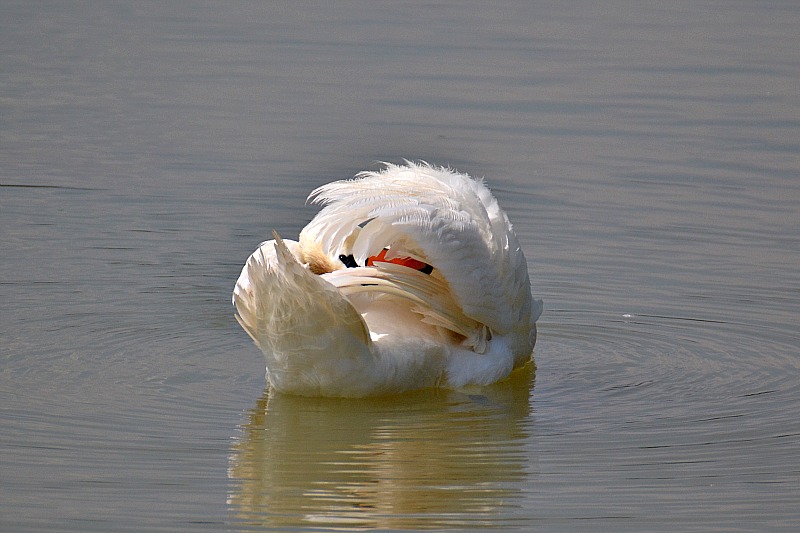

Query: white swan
233;162;542;397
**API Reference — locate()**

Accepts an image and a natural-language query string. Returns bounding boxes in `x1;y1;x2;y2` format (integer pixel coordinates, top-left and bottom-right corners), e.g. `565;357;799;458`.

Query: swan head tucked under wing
233;162;543;397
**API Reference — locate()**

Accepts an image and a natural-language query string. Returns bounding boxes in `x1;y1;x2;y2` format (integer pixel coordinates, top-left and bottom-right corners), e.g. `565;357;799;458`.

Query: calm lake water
2;1;799;531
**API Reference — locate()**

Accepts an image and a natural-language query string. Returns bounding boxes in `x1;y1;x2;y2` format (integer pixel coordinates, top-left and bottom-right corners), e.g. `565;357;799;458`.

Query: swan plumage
233;162;542;397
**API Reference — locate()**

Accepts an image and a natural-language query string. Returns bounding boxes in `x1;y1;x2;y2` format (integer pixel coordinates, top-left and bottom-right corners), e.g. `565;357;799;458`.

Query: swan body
233;162;542;397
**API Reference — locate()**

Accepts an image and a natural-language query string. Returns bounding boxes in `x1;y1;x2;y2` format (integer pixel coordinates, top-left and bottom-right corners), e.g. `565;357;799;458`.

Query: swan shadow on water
227;362;536;530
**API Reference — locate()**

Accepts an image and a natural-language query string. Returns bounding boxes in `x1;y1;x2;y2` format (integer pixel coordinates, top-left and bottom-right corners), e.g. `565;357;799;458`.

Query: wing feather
302;162;534;334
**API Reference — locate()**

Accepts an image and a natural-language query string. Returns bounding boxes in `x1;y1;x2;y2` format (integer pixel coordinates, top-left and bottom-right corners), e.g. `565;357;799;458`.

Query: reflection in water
228;364;535;530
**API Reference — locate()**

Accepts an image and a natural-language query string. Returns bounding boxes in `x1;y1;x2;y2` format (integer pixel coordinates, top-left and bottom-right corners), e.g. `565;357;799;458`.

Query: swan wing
303;162;536;334
323;263;490;352
233;234;375;395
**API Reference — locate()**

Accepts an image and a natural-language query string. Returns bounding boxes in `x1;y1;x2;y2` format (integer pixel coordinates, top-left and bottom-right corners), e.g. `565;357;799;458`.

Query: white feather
233;162;542;397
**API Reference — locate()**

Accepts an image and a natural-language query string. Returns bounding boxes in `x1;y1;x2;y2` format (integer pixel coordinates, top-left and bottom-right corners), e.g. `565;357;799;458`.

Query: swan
233;162;542;397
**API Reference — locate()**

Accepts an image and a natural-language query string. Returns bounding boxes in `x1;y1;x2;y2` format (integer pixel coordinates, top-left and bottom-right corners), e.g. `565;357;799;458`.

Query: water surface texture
2;2;799;531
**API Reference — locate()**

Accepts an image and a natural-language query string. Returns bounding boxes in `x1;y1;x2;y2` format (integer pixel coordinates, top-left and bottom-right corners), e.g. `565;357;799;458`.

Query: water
2;1;798;531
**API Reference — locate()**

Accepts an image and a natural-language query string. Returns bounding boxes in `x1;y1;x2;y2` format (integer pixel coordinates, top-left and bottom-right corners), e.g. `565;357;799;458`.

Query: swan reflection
228;364;535;530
